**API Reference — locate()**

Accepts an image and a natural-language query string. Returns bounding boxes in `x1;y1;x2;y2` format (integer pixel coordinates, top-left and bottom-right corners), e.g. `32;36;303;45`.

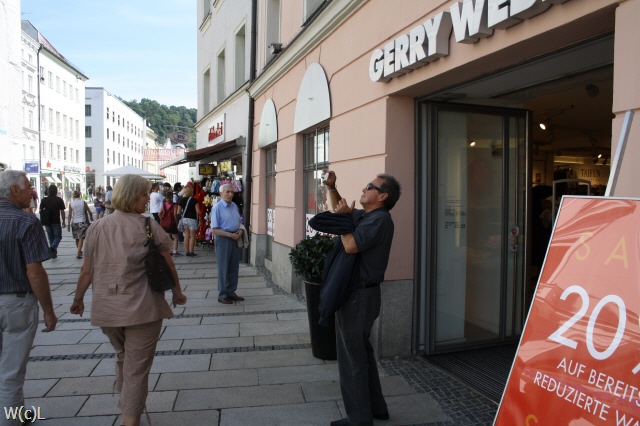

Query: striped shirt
0;199;50;293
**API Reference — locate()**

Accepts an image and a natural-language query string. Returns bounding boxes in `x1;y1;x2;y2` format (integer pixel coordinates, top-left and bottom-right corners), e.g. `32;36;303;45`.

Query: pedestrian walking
67;190;93;259
69;174;186;426
104;185;114;215
87;184;94;201
39;184;66;259
322;170;401;426
0;170;57;423
149;182;164;223
210;183;244;304
177;186;200;257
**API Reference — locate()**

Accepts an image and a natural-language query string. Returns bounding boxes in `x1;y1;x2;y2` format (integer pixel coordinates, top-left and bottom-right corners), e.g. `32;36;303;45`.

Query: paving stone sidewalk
24;211;497;425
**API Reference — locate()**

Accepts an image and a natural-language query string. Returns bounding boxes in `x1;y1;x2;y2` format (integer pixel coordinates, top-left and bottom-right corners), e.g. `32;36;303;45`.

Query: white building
22;20;88;199
162;0;253;209
85;87;146;189
21;29;40;193
0;0;23;174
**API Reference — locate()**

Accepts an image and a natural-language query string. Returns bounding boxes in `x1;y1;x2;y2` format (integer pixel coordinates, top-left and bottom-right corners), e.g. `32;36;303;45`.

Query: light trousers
0;294;38;426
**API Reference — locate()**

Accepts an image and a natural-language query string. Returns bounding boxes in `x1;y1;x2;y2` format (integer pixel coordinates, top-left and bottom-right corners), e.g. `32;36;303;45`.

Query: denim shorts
181;218;198;231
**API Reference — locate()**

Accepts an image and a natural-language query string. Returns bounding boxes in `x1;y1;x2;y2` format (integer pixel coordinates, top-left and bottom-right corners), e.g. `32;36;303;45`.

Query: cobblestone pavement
23;208;498;425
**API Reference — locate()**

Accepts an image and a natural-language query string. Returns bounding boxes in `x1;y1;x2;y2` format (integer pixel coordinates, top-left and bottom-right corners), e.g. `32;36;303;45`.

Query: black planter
304;280;337;360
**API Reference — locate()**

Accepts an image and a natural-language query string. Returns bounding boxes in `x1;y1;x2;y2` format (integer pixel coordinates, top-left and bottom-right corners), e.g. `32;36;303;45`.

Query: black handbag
144;217;176;292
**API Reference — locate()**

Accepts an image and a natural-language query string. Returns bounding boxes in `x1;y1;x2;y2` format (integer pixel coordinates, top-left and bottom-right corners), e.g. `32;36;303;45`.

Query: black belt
1;290;33;298
358;282;380;289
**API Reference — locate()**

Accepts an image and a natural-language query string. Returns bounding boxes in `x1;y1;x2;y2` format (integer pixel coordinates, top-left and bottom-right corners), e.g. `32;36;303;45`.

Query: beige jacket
84;211;174;327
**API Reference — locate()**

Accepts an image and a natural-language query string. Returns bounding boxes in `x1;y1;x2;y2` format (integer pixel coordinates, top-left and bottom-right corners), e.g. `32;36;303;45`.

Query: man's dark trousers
215;235;240;298
335;285;387;425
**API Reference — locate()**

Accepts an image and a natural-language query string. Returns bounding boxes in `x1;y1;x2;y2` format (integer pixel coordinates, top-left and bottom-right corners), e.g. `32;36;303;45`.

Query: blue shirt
0;199;50;293
211;200;240;233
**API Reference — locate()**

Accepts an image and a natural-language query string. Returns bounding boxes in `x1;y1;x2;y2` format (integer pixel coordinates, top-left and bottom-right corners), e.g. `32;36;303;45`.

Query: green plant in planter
289;233;335;283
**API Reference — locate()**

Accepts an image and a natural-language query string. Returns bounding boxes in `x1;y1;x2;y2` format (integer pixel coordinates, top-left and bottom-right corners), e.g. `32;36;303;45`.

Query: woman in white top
149;182;164;223
68;190;93;259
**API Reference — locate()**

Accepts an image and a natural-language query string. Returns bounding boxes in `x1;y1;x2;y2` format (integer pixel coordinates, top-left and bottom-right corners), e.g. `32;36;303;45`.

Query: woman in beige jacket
70;174;187;426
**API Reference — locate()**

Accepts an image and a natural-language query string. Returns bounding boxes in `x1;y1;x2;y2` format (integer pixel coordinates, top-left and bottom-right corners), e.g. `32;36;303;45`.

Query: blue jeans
335;286;387;425
44;224;62;249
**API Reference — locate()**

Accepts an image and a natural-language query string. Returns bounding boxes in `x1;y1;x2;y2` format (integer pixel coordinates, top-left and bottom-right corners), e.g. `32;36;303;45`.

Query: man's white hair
0;170;27;198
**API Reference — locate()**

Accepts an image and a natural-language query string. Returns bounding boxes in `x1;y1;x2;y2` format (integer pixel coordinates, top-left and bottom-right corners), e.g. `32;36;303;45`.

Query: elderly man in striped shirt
0;170;57;423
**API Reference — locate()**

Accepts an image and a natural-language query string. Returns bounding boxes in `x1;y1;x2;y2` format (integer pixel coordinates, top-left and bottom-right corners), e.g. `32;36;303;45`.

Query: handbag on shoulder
144;217;176;292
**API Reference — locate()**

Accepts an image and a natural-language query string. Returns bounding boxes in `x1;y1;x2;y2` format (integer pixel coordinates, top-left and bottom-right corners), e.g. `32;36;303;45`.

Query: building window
27;75;33;94
63;114;68;137
266;146;277;260
107;149;110;164
27;111;33;129
63;147;67;161
41;142;46;158
70;149;73;162
69;117;73;139
106;107;109;119
303;126;330;216
75;88;79;103
56;112;60;135
57;145;61;160
39;66;44;83
85;126;92;138
203;67;211;112
63;81;67;97
48;72;52;88
75;120;79;141
217;49;225;104
76;149;79;164
86;147;92;162
107;128;110;139
85;105;91;116
40;105;45;128
48;109;53;132
56;76;60;92
69;84;73;100
234;25;246;90
49;143;53;158
265;0;281;63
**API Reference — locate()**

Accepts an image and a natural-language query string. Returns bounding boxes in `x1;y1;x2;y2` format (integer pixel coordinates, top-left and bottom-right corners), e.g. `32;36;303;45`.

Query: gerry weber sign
369;0;570;82
208;114;225;145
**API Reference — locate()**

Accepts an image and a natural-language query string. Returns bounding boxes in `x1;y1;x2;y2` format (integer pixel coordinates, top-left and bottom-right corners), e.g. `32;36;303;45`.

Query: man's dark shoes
330;419;352;426
218;297;233;304
373;411;390;420
228;294;244;301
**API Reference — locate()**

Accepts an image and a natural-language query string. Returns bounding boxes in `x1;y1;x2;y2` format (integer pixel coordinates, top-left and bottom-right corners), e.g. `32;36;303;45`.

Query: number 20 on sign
495;197;640;426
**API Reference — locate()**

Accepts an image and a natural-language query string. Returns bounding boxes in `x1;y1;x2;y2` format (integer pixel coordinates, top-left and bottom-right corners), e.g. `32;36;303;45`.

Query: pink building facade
246;0;640;357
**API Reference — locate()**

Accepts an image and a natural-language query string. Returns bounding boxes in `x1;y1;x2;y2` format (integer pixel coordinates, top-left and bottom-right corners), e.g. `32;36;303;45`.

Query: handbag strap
145;216;153;240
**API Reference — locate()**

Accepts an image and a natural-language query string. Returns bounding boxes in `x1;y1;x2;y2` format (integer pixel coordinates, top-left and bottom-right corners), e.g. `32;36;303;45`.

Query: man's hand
335;198;355;214
322;169;336;189
229;230;242;241
172;290;188;307
42;311;58;332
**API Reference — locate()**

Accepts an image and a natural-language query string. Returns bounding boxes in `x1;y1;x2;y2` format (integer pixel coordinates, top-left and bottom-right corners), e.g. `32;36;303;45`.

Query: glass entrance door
416;102;529;353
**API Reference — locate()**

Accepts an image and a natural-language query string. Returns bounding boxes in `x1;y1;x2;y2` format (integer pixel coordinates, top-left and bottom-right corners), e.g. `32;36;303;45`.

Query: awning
51;176;62;184
44;177;54;183
160;139;244;169
67;175;80;184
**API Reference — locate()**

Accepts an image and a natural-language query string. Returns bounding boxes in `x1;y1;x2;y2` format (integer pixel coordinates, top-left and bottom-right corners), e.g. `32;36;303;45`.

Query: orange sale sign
495;196;640;426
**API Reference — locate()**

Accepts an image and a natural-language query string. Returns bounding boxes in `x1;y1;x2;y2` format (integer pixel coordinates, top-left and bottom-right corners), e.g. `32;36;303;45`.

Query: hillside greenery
120;98;197;150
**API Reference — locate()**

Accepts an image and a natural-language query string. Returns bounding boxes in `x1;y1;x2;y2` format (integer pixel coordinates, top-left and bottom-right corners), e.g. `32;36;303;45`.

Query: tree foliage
120;98;197;150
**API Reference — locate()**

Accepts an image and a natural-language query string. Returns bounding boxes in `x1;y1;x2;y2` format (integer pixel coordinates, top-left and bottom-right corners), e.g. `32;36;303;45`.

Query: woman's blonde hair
182;186;193;197
111;174;150;213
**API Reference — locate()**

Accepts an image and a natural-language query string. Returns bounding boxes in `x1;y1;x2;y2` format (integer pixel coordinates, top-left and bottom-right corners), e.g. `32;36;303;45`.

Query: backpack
159;202;177;233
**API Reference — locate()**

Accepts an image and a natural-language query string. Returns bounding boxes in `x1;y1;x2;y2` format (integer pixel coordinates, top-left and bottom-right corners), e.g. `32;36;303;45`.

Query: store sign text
208;114;225;144
369;0;571;82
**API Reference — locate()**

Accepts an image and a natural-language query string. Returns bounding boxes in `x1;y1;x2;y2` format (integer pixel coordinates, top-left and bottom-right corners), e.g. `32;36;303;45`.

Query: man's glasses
365;183;383;192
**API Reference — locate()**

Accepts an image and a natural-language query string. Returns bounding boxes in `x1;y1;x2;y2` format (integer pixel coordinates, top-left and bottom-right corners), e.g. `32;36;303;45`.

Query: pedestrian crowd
0;168;401;426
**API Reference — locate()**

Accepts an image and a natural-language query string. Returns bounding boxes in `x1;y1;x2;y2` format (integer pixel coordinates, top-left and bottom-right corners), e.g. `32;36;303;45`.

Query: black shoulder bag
144;217;176;292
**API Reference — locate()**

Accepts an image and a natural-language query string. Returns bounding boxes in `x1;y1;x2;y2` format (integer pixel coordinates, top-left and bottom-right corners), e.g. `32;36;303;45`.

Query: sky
20;0;197;108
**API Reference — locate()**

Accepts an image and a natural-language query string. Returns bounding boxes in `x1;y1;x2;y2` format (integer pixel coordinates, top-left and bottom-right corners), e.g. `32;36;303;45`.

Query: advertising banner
495;196;640;425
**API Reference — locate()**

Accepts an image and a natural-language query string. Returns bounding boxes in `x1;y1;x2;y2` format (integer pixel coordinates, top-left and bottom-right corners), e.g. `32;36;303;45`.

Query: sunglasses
365;183;383;192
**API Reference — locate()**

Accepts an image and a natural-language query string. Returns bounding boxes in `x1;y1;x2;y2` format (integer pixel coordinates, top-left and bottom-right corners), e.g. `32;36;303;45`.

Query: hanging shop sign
208;114;225;144
169;131;192;144
369;0;571;82
218;160;232;172
199;164;216;176
495;196;640;426
24;161;39;173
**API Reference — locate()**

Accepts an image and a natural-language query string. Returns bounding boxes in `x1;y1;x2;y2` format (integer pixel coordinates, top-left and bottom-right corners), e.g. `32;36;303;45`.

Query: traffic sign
495;196;640;425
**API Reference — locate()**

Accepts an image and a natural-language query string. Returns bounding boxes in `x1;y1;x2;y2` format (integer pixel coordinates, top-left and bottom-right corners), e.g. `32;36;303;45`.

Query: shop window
303;126;330;218
266;146;277;260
